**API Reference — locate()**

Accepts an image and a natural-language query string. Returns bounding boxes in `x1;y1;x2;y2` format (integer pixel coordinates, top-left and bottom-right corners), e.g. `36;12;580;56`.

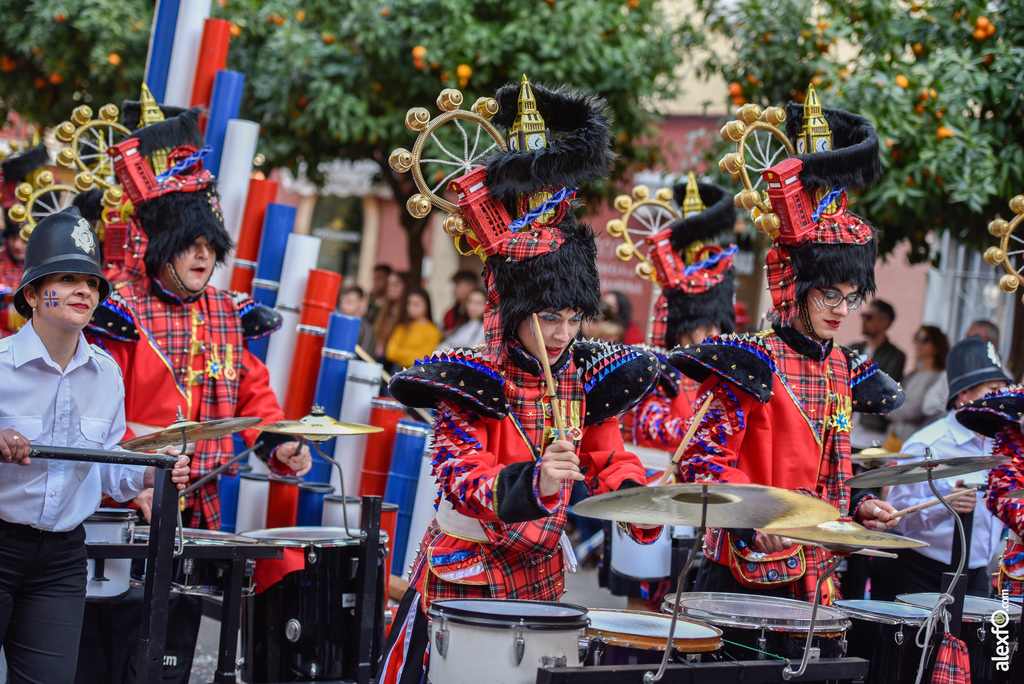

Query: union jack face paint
42;290;59;308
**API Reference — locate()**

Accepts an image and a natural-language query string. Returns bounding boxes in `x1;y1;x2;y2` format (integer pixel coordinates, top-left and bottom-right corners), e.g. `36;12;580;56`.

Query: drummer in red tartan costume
1;145;50;338
378;78;662;684
84;108;311;529
667;87;905;605
956;386;1024;599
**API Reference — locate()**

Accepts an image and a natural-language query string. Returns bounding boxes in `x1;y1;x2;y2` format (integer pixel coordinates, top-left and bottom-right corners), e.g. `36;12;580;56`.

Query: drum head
664;592;850;633
135;527;260;545
428;599;589;629
896;593;1023;622
835;600;933;626
242;526;364;547
587;609;722;653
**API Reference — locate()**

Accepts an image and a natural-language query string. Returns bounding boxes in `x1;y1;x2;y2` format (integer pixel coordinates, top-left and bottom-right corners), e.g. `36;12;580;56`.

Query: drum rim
298;482;335;493
241;526;375;546
428;599;590;629
86;509;139;523
895;593;1023;621
323;494;361;503
134;526;261;544
586;609;723;653
834;599;934;626
663;591;851;632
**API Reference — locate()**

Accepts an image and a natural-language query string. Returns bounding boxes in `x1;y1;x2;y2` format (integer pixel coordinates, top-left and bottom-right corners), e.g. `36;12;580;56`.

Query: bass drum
241;526;386;683
663;592;850;662
427;599;588;684
133;526;260;596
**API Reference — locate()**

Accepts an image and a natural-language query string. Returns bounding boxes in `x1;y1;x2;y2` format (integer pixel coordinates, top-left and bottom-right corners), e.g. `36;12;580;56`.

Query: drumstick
889;486;981;520
531;314;565;440
656;393;714;487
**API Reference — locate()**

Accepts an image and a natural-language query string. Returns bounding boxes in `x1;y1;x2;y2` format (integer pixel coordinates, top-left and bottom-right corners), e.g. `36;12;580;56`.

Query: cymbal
119;416;263;452
260;406;383;442
846;454;1009;488
760;520;929;555
572;483;840;529
850;448;919;463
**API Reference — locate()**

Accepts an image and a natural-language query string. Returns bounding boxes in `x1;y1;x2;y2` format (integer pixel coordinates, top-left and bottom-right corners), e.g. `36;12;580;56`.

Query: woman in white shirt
0;208;190;683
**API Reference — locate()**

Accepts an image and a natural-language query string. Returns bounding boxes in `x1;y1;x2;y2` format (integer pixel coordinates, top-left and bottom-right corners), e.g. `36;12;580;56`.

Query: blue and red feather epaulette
87;291;139;342
226;290;282;340
956;384;1024;438
389;346;509;419
842;346;905;415
667;332;775;403
573;340;659;426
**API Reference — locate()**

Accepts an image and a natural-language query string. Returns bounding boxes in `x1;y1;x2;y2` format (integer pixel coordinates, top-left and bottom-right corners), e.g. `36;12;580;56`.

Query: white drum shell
427;616;583;684
83;511;135;599
322;495;361;530
332;360;382;496
235;474;270;534
610;522;671;581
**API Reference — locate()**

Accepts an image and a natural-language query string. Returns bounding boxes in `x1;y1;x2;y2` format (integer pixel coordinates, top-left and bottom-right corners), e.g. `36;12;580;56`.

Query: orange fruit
34;76;46;89
413;57;425;70
973;27;987;40
906;176;915;187
936;176;943;186
811;75;823;86
48;72;62;85
929;88;937;99
230;23;242;37
440;72;448;82
412;45;426;58
976;16;990;29
728;81;742;96
297;96;309;108
731;95;746;107
295;11;305;21
108;52;121;65
54;13;66;23
381;7;390;16
456;64;471;79
986;23;995;36
915;104;925;114
912;42;923;55
628;0;639;8
936;126;955;139
0;56;15;73
322;33;335;44
895;74;909;88
886;139;894;147
747;74;757;85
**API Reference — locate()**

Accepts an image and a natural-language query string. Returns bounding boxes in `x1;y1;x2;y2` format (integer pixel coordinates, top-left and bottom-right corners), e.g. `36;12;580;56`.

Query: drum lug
182;557;194;577
977;625;987;643
244;559;255;578
838;638;847;657
307;548;318;564
285;618;302;643
757;630;767;660
578;634;591;664
895;626;905;646
515;619;526;666
307;661;318;678
434;612;449;659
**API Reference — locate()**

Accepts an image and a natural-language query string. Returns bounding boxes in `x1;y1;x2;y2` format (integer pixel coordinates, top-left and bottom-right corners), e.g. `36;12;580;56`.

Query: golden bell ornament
471;97;499;118
754;212;781;235
720;120;747;142
655;187;674;202
14;183;33;203
734;189;760;211
613;195;632;213
75;172;95;192
615;243;634;261
632;185;649;201
762;106;786;125
720;152;744;174
71;105;93;127
606;218;626;238
405;108;431;131
436;89;463;112
988;218;1010;237
999;274;1020;293
8;204;27;224
56;147;76;167
1010;195;1024;215
55;121;76;144
36;170;54;187
102;186;123;207
442;213;467;237
636;261;655;279
984;246;1005;266
98;104;120;123
389;148;413;174
737;104;763;124
407;194;432;218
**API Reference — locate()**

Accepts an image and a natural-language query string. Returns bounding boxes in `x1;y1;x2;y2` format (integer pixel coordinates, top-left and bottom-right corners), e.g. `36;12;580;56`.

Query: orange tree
2;0;681;287
678;0;1024;262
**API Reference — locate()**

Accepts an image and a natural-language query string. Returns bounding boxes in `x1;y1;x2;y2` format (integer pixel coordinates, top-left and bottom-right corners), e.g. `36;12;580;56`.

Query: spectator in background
442;269;480;335
338;285;377;354
438;286;486;350
850;299;906;449
385;288;442;370
373;271;406;360
885;325;949;447
966;318;1000;346
602;291;644;344
365;264;393;325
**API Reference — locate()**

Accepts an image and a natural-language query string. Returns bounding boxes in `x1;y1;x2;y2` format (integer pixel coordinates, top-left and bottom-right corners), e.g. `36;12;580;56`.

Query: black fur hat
663;270;736;342
484;80;614;209
124;108;232;279
486;218;602;346
784;102;882;192
788;227;878;307
667;179;736;253
71;189;104;225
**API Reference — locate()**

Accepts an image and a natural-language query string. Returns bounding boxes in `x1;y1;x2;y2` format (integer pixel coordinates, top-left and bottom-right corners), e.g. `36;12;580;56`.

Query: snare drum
584;609;721;666
133;527;260;596
241;526;386;683
835;599;936;684
427;599;588;684
663;592;850;662
897;593;1022;683
84;509;137;600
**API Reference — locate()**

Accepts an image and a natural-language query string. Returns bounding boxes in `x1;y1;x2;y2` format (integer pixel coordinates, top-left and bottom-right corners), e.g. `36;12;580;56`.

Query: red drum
229;178;278;294
266;475;301;529
284;269;342;419
359;398;404;497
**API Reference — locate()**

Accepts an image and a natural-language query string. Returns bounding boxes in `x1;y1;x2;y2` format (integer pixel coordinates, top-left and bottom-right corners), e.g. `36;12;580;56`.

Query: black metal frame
535;658;870;683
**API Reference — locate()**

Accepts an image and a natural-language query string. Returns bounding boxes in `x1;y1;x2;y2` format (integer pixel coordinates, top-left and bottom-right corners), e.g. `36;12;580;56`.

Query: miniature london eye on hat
390;75;613;359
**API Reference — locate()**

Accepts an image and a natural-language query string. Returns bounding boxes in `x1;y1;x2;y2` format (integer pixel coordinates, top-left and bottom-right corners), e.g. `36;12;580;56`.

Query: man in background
365;263;392;325
850;299;906;449
338;284;377;354
921;319;1004;419
442;269;479;335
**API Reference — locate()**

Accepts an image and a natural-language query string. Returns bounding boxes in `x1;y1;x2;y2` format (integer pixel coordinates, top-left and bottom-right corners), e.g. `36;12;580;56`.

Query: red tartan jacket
87;276;285;529
672;327;902;602
392;341;662;610
986;427;1024;597
0;249;24;338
